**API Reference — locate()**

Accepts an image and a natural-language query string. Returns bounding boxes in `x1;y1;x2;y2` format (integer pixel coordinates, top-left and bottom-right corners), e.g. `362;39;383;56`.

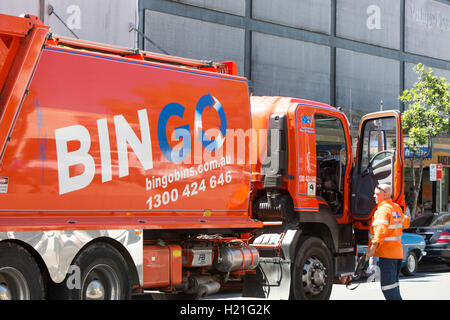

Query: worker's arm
366;243;378;257
402;214;410;229
366;207;389;257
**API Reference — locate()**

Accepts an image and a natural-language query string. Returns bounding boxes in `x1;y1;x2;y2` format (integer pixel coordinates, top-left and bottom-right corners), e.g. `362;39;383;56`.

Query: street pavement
136;264;450;301
330;264;450;300
205;263;450;300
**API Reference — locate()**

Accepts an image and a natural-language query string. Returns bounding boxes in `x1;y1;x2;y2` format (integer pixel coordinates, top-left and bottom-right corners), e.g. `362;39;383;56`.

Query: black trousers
379;257;403;300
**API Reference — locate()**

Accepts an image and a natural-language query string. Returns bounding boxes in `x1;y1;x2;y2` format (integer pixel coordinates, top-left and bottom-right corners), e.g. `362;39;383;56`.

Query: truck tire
291;236;333;300
51;242;131;300
0;242;45;300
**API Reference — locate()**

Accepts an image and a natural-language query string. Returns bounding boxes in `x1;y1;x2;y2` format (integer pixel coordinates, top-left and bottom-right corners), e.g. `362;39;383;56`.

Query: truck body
0;14;405;300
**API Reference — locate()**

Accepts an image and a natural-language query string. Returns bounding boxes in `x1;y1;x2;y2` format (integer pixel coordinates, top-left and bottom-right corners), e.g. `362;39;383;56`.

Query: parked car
357;233;426;277
405;213;450;266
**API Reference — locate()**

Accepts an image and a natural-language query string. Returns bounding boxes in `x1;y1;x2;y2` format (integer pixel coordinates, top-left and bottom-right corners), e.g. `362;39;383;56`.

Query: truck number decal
146;171;233;209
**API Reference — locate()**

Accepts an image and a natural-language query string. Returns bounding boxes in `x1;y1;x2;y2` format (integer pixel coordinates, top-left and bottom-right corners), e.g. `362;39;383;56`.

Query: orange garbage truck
0;14;405;300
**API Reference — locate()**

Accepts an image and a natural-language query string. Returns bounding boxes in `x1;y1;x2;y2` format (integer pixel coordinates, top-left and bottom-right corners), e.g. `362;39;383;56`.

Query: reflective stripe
381;282;399;291
384;236;401;241
372;219;389;226
369;234;401;240
388;224;403;229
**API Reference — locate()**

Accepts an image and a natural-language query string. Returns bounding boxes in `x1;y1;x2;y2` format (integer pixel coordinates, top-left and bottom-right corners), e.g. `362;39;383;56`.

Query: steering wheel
317;151;332;160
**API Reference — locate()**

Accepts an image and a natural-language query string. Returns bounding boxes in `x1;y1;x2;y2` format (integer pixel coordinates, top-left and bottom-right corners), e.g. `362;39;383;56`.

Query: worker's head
374;184;391;204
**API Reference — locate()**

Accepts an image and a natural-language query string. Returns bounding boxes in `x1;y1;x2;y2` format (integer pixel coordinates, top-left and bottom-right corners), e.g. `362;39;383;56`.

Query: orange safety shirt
369;198;410;259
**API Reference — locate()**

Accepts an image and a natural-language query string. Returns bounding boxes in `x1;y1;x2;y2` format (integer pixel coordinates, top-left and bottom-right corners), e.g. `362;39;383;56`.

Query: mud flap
243;229;299;299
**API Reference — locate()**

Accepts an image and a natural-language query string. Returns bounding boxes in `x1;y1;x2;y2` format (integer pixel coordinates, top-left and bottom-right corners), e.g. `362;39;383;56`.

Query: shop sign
404;146;431;159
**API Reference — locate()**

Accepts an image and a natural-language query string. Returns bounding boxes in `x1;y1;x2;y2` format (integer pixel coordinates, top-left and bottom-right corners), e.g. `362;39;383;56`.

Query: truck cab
248;96;404;299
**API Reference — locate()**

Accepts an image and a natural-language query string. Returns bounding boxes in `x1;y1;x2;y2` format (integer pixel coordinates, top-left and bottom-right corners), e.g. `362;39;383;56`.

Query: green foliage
400;63;450;217
399;63;450;157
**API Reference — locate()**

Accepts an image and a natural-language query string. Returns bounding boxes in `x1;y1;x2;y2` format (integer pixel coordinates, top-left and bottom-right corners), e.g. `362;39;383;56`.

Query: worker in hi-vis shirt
366;184;410;300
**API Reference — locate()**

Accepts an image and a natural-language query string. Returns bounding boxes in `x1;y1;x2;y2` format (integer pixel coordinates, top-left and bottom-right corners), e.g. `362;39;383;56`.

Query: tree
399;63;450;219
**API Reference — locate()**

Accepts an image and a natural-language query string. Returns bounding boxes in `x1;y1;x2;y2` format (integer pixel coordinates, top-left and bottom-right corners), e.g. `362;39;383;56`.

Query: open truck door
351;111;405;243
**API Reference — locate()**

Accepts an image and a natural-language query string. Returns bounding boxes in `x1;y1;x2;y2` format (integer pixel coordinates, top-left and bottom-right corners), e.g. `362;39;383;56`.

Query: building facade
2;0;450;213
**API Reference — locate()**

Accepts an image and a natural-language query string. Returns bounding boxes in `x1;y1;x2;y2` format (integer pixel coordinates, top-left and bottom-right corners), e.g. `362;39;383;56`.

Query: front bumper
422;244;450;263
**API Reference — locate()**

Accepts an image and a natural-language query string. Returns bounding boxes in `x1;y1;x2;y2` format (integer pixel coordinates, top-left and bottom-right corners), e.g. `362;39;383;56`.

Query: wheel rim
301;257;327;297
0;267;30;300
407;254;416;273
82;264;120;300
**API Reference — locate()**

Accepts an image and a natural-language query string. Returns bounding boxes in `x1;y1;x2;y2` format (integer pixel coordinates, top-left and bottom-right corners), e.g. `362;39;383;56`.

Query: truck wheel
52;243;131;300
0;242;45;300
401;251;417;276
291;236;333;300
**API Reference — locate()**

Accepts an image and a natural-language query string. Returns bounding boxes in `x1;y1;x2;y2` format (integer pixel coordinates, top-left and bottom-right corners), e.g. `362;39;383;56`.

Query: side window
315;113;347;215
360;117;396;172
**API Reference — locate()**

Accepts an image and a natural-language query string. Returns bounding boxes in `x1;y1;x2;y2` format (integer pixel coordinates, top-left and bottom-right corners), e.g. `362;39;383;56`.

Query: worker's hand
365;244;377;258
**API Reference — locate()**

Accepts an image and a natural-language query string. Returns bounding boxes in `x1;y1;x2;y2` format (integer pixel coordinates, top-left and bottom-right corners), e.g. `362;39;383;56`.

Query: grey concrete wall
251;32;330;103
337;0;401;49
1;0;138;48
336;49;400;128
405;62;450;93
144;10;245;76
44;0;137;48
405;0;450;61
252;0;330;34
171;0;245;16
0;0;40;17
